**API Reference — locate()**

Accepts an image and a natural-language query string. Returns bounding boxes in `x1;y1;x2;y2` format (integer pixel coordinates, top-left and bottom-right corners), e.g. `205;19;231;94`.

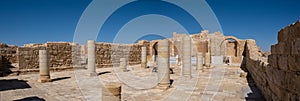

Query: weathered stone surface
157;40;170;88
38;50;51;83
102;83;121;101
87;40;97;76
0;43;18;64
197;52;203;71
141;47;147;68
245;20;300;101
182;35;191;77
95;43;142;68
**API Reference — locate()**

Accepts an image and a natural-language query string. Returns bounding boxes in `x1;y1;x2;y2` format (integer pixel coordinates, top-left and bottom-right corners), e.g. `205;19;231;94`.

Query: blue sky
0;0;299;51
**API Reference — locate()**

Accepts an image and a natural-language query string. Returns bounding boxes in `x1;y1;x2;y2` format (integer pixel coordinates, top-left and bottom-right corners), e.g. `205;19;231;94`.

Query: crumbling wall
18;42;74;70
0;43;18;64
95;43;142;67
245;20;300;101
47;42;73;67
18;46;46;69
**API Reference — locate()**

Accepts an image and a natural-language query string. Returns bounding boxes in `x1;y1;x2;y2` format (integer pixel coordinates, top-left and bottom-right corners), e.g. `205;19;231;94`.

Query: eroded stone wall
245;20;300;101
95;43;142;67
0;43;18;64
18;46;46;69
47;42;73;67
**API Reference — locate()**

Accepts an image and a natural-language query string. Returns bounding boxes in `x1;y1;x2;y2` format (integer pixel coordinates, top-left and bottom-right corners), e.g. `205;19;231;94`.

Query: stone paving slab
0;65;265;101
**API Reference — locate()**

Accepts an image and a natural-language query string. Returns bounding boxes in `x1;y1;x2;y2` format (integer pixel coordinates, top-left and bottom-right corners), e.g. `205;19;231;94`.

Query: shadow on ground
0;57;15;77
244;74;266;101
240;51;266;101
51;76;71;82
0;79;31;91
13;96;45;101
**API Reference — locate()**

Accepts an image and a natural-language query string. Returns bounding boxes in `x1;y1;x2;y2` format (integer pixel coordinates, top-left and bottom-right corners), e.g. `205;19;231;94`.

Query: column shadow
0;79;31;91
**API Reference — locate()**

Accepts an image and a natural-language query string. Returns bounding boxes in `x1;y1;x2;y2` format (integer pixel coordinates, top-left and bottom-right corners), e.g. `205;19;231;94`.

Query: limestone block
277;54;288;71
285;71;300;94
268;55;277;68
291;38;300;55
288;55;300;72
278;28;289;42
277;42;288;54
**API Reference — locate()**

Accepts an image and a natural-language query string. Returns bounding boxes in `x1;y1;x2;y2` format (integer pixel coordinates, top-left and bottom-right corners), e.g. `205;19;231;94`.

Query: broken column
120;58;127;72
205;52;211;68
157;40;170;88
197;52;203;71
87;40;97;76
102;83;121;101
38;50;51;83
141;47;147;68
182;35;191;78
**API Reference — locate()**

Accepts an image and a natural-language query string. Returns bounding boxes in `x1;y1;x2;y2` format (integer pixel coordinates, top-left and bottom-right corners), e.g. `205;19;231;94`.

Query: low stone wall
18;46;46;69
0;43;18;64
47;42;73;67
245;20;300;101
95;43;142;67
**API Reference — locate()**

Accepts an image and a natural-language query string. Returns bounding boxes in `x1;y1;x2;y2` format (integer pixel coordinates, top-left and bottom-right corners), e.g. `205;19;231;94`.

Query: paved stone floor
0;65;265;101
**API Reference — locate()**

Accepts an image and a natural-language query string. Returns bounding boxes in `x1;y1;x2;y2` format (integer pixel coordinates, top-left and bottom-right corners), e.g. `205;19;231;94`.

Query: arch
148;41;159;63
224;36;240;57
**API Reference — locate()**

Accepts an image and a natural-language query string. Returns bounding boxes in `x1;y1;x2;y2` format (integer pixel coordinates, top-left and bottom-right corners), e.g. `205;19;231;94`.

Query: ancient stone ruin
0;20;299;101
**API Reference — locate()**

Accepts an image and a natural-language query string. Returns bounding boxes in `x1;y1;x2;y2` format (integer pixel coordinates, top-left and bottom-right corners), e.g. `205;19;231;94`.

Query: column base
38;75;51;83
157;83;170;90
90;72;98;77
141;63;146;68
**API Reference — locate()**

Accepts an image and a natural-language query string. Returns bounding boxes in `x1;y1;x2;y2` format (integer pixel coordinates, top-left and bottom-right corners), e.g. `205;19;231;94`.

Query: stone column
205;52;211;68
141;47;147;68
157;40;170;88
102;83;121;101
182;35;191;78
197;52;203;71
38;50;51;83
87;40;97;76
120;58;127;72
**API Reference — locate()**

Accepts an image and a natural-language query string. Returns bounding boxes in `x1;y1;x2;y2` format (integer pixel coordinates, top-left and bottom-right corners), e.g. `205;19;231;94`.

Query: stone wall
18;46;46;69
0;43;18;64
18;42;75;70
244;20;300;101
47;42;73;67
95;43;142;67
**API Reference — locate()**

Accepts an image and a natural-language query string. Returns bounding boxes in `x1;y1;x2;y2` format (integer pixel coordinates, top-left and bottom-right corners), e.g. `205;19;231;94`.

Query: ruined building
0;20;299;101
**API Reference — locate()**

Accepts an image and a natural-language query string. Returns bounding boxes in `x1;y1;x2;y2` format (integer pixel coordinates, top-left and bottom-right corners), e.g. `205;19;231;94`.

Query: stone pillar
102;83;121;101
182;35;191;78
87;40;97;76
120;58;127;72
197;52;203;71
157;40;170;88
205;52;211;68
141;47;147;68
38;50;51;83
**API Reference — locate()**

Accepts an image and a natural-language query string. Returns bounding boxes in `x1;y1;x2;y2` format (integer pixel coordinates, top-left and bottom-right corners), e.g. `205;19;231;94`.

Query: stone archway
220;36;240;65
224;36;240;56
148;41;159;64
